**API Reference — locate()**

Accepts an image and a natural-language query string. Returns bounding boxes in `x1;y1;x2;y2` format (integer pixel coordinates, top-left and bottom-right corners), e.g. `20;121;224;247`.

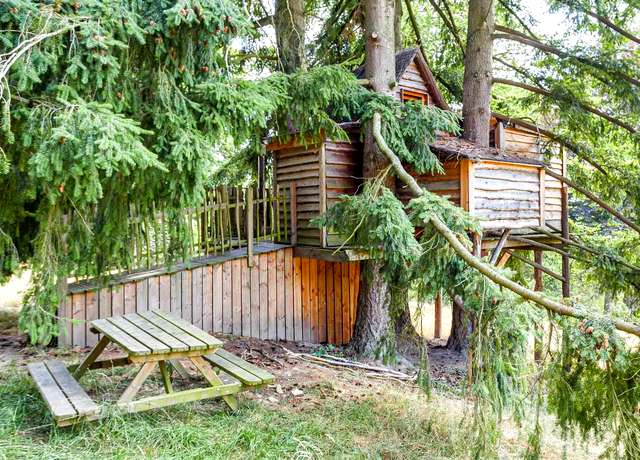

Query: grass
0;364;475;460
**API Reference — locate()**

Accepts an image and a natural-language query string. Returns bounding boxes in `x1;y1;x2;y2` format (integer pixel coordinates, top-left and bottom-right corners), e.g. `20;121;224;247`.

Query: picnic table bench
28;310;274;427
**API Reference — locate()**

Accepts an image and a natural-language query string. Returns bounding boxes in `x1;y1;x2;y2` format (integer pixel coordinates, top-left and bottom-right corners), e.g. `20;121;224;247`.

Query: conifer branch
426;0;465;56
574;4;640;44
0;20;84;103
493;25;640;88
371;111;640;338
544;168;640;235
492;77;637;134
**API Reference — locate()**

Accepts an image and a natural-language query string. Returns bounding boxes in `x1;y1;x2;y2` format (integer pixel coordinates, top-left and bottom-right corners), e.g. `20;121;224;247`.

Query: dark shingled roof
353;48;420;81
431;134;543;166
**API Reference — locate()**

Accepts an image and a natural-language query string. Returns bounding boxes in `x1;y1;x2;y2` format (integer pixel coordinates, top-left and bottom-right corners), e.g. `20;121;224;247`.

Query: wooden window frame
400;89;428;105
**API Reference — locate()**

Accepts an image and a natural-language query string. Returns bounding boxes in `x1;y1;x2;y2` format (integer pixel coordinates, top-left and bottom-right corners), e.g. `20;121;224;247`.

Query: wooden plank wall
545;155;563;223
59;248;360;348
325;136;363;247
273;144;323;246
473;162;541;229
395;61;432;104
502;126;564;225
397;161;461;206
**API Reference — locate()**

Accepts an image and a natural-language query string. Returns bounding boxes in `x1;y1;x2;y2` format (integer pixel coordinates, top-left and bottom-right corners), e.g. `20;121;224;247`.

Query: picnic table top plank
204;352;263;386
137;311;209;350
106;317;171;354
91;318;151;356
45;360;99;416
27;362;78;420
123;313;189;352
215;349;275;383
151;311;223;348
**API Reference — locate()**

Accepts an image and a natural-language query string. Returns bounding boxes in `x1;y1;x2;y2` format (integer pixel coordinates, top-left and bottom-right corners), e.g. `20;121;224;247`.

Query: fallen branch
281;346;415;380
371;112;640;338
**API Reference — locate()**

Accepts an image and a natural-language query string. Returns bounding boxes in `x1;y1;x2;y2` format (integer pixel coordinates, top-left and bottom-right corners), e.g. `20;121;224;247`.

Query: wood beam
506;250;565;282
561;186;571;298
490;229;511;265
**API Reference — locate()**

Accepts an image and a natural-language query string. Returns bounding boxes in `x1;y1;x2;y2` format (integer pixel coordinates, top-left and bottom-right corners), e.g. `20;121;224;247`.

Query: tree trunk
350;0;397;356
462;0;494;147
351;260;392;355
274;0;306;73
446;295;471;354
446;0;494;354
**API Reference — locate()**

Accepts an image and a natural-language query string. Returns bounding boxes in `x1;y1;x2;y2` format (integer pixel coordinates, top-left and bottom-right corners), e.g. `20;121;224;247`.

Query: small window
400;89;428;105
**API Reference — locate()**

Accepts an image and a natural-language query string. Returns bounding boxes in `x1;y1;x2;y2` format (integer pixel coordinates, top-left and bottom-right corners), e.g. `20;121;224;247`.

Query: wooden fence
69;185;289;278
60;246;360;348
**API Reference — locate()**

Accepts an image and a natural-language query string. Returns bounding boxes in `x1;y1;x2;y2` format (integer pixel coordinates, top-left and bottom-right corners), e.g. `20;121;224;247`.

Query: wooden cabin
490;113;565;227
398;136;555;231
270;48;567;253
268;124;363;248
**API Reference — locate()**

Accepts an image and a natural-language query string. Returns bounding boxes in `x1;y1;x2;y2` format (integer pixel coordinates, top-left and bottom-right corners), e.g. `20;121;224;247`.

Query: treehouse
269;48;568;257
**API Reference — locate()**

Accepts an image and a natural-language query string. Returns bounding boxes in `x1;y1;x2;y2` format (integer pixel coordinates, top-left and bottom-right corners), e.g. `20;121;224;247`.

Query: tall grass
0;365;473;460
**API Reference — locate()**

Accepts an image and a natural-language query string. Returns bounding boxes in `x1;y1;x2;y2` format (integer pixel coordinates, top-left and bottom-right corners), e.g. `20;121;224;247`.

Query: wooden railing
68;185;290;278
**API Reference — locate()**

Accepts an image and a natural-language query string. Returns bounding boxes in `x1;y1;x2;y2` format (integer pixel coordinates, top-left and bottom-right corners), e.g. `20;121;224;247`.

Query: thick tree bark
446;295;471;353
350;0;397;356
462;0;494;147
352;261;392;355
274;0;306;73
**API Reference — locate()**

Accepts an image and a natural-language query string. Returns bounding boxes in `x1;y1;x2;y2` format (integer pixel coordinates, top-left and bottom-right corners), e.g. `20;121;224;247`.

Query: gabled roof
354;48;450;110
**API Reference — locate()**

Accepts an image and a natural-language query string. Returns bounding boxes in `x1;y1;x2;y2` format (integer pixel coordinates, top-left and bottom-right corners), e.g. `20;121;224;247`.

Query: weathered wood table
28;310;274;427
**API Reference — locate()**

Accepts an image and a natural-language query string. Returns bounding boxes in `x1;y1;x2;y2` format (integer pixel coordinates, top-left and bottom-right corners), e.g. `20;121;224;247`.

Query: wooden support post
506;250;565;282
490;228;511;265
495;121;505;150
118;362;157;404
290;181;297;246
533;250;544;362
74;336;110;380
561;186;571;298
496;251;512;268
159;360;173;394
434;291;442;339
190;356;239;411
247;187;254;266
472;232;482;257
534;250;544;291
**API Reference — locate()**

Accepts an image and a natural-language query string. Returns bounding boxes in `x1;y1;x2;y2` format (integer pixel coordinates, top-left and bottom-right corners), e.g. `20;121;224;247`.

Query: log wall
272;143;323;246
397;161;461;206
396;61;432;104
472;162;542;229
325;136;363;247
501;126;565;224
59;247;359;348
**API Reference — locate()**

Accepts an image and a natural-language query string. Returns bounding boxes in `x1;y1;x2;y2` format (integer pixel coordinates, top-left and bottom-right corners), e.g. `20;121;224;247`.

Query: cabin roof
354;48;449;110
431;135;544;166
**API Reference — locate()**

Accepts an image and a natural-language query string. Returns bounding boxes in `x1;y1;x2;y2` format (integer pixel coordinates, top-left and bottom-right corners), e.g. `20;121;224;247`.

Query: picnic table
28;310;274;427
